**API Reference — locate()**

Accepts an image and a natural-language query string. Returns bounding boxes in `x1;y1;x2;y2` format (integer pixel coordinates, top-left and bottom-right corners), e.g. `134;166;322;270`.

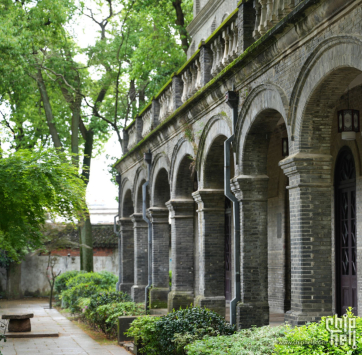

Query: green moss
200;8;239;48
176;49;200;75
150;300;168;309
138;101;152;118
237;0;250;6
124;118;136;131
154;78;173;99
115;3;306;167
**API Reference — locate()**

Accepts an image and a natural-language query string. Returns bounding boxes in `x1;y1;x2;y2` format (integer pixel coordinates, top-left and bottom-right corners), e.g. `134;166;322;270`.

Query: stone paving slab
0;300;130;355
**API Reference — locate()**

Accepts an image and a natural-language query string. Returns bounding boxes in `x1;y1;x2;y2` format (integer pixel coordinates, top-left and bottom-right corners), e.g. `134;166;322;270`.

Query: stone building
115;0;362;328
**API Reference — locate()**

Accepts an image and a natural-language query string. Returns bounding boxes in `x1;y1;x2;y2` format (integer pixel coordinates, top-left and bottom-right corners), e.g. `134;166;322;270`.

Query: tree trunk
36;69;63;150
6;262;22;300
172;0;189;54
80;214;93;272
79;128;94;272
49;283;53;309
71;93;82;167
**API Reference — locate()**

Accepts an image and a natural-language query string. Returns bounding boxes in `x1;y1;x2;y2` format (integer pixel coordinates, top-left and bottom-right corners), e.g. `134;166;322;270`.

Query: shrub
126;315;162;354
88;302;145;338
54;270;80;295
86;291;132;315
60;271;117;312
126;307;236;355
186;325;286;355
274;308;362;354
155;307;236;354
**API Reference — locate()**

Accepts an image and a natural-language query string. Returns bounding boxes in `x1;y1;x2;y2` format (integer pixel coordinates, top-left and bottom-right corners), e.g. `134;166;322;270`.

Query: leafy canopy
0;148;86;261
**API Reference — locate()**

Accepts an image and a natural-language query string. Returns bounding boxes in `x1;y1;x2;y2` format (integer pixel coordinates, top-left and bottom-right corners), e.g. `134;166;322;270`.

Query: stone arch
170;138;195;198
289;36;362;154
197;116;232;189
121;178;133;218
235;84;289;172
151;152;171;207
133;167;148;214
222;13;229;22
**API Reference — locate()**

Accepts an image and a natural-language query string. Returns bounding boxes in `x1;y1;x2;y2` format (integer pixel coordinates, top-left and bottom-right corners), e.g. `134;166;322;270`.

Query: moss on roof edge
115;0;315;168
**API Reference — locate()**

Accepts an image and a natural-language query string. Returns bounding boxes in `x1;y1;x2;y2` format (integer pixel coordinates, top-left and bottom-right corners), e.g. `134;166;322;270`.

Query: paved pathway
0;299;130;355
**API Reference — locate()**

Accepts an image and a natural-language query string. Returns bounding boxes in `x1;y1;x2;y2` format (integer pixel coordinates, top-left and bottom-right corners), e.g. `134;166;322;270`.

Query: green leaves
0;148;86;261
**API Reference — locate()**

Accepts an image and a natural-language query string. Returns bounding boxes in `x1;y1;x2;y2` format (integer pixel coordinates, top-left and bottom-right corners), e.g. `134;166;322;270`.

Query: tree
0;148;86;262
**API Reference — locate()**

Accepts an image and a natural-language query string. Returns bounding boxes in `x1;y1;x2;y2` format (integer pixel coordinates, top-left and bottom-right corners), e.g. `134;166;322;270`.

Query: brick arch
150;152;171;206
170;138;195;199
152;168;170;207
121;179;133;218
235;85;288;172
133;167;148;213
289;36;362;154
197;117;232;189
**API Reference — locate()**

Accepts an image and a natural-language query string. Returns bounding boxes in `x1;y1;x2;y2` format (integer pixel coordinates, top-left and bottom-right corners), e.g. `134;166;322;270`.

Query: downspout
143;149;152;313
115;173;122;291
224;90;241;326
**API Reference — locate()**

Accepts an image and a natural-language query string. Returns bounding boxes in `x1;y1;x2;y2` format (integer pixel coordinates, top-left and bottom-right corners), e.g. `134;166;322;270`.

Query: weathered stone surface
2;314;33;320
8;318;31;332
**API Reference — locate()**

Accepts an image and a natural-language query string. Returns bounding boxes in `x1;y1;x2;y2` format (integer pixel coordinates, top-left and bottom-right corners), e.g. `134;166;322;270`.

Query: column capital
192;189;224;211
130;213;148;227
166;199;194;219
231;175;269;201
279;153;332;189
147;207;169;224
119;217;133;231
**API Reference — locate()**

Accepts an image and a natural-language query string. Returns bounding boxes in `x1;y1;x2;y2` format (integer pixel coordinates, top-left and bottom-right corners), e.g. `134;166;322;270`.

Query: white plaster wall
1;251;119;297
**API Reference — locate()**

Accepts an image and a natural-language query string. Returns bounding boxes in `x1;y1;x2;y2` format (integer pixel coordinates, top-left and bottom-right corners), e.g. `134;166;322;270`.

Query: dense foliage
60;271;117;313
275;309;362;354
0;149;86;261
54;270;81;295
186;325;286;355
126;307;236;354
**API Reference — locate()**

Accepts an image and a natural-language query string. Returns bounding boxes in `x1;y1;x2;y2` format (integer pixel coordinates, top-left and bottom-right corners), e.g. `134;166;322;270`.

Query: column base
237;302;269;329
285;310;333;326
168;291;194;312
119;283;133;296
131;285;146;303
150;288;169;309
194;296;225;317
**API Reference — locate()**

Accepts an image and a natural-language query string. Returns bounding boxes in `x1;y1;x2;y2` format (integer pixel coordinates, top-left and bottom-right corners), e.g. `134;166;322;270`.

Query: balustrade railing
253;0;299;40
141;107;153;137
181;56;201;103
159;85;174;121
127;122;138;151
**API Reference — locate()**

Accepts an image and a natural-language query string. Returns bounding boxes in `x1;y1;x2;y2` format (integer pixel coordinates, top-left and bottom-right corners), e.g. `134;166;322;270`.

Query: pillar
280;153;333;325
166;200;195;311
237;0;255;52
148;207;170;309
232;175;269;328
118;218;134;295
130;213;148;303
192;189;225;316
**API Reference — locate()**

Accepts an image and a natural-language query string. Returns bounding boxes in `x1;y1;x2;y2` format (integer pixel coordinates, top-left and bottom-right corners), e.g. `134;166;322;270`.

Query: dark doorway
224;198;232;301
335;148;357;315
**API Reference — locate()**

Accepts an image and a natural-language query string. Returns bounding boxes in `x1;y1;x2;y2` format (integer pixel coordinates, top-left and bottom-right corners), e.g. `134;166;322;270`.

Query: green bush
126;307;236;354
54;270;81;295
186;325;286;355
86;290;132;315
126;315;162;354
274;309;362;354
89;302;145;338
60;271;117;313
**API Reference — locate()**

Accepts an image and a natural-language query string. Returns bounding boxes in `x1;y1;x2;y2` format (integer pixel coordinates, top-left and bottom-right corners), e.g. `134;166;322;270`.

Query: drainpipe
224;90;241;326
115;173;122;291
143;149;153;312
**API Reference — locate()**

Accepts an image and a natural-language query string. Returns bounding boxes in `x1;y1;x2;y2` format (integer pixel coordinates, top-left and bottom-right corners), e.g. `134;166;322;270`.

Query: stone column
192;189;225;316
118;218;134;295
148;207;170;309
279;153;333;326
166;200;195;311
231;175;269;328
130;213;148;303
199;45;213;86
237;0;255;52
